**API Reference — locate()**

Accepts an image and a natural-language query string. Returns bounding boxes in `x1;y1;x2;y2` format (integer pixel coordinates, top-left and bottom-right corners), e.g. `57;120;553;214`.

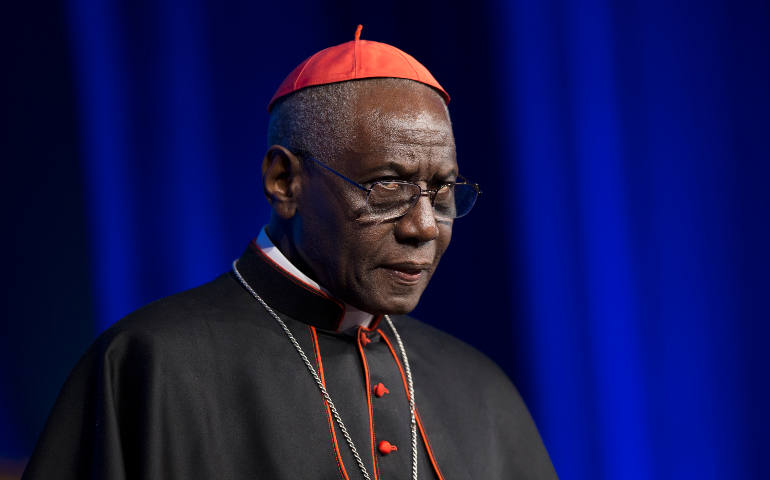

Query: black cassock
23;241;557;479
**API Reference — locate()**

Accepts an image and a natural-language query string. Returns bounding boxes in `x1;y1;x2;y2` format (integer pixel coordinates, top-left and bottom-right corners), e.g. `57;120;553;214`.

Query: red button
373;383;390;398
378;440;398;455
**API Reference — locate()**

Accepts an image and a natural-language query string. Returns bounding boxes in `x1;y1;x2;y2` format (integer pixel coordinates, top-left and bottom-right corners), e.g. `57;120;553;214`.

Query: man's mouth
382;262;432;285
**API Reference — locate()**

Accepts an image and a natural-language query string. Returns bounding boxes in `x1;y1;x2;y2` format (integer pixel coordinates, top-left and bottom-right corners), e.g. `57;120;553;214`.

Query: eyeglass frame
294;150;482;219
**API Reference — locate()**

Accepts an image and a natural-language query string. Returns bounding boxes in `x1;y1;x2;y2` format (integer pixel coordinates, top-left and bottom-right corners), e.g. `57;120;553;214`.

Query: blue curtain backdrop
2;1;769;479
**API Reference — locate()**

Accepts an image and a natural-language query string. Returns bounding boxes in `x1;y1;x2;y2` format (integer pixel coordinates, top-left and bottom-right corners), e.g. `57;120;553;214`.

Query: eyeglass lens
366;182;478;220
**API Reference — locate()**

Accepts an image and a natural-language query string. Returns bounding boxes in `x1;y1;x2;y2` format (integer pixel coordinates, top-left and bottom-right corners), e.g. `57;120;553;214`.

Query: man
23;27;557;479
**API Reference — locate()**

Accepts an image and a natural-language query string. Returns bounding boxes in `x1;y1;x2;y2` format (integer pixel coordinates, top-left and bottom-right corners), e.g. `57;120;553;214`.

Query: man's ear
262;145;303;219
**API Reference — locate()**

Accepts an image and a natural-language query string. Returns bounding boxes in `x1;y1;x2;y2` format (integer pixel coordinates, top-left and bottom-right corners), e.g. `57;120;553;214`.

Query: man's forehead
350;83;453;141
343;106;457;177
359;110;454;146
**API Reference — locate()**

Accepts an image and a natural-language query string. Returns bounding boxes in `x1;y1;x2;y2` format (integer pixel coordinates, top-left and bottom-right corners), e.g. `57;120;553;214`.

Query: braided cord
233;260;372;480
233;259;420;480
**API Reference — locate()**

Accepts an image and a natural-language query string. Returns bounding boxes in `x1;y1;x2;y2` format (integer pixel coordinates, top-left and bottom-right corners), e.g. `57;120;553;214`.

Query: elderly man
23;27;556;480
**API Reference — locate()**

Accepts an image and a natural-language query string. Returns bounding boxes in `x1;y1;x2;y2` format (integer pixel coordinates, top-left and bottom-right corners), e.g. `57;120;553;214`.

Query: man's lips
381;262;432;285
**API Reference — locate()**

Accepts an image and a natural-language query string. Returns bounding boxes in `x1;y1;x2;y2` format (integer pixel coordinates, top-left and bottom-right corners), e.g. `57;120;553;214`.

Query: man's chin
340;276;429;315
360;291;424;316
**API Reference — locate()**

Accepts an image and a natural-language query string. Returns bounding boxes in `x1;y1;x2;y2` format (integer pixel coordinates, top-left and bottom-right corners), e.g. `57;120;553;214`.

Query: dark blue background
3;1;769;478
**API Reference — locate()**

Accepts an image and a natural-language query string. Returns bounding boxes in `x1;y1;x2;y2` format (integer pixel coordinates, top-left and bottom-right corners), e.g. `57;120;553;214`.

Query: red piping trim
378;330;411;401
353;36;360;78
357;329;380;480
249;239;346;330
416;409;446;480
361;314;383;332
390;44;422;81
310;327;350;480
250;239;338;301
379;329;445;480
293;48;327;90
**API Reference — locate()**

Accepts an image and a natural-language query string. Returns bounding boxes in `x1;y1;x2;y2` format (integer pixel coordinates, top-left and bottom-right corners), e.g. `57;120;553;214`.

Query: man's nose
394;194;439;243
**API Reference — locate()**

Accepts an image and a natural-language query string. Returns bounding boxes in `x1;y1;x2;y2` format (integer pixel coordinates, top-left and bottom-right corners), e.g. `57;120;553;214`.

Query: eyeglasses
302;155;481;220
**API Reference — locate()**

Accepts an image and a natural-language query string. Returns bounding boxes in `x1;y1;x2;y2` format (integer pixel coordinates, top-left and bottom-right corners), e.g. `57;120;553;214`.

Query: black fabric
23;244;558;479
238;243;347;331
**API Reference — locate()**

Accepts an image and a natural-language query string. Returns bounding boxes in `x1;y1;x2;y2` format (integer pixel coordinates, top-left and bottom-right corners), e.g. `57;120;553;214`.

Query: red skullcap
268;25;450;112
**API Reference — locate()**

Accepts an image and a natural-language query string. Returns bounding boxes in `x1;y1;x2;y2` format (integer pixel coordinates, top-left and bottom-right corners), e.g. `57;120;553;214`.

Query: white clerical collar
256;226;375;333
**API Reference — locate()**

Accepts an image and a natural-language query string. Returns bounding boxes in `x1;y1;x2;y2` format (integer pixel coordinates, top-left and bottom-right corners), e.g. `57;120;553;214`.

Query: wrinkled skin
263;81;457;315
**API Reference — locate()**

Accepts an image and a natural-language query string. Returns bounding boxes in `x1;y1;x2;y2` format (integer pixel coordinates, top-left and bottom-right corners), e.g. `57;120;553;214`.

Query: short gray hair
267;78;448;164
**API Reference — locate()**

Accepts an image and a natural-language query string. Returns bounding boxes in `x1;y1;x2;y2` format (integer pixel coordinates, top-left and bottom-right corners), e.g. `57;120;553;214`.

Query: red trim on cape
310;326;351;480
249;239;346;331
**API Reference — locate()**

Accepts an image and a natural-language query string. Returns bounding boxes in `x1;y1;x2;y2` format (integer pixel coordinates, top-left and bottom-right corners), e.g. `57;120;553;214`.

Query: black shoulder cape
23;242;557;479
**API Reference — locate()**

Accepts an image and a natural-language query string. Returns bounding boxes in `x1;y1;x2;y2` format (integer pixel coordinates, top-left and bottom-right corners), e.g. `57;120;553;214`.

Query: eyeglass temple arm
307;157;369;193
456;175;483;194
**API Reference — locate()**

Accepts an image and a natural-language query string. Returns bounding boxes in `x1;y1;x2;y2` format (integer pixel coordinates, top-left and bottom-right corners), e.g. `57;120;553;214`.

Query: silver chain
232;259;418;480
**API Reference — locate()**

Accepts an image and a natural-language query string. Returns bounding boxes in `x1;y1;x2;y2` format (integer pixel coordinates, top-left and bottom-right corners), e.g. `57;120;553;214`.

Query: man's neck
256;226;374;333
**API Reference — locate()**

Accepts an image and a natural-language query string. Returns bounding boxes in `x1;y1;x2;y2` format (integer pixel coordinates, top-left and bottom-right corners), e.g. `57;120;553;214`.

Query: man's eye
376;182;402;191
434;184;452;198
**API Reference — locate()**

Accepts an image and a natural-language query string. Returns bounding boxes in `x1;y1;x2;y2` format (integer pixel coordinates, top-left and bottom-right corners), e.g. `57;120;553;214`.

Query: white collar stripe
256;227;373;332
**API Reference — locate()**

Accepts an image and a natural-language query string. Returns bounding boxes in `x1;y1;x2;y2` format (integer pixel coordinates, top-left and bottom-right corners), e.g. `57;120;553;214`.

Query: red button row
360;332;396;456
374;383;394;455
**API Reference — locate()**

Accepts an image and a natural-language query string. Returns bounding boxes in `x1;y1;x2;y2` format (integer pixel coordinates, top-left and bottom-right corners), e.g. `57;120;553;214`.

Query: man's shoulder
122;272;243;321
89;272;262;361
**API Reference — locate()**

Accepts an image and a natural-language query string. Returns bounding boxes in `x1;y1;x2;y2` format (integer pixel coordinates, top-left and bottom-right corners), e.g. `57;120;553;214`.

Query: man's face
294;81;457;315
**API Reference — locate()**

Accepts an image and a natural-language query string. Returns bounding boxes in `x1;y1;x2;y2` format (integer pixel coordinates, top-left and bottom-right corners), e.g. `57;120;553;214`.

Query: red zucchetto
268;25;450;112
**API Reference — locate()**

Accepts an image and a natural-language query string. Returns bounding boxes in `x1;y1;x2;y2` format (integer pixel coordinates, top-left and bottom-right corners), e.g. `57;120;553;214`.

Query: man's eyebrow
432;167;459;180
358;160;458;180
358;160;413;178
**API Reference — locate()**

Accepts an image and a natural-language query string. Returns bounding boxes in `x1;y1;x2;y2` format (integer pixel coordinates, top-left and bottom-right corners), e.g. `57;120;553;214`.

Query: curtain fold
62;1;770;478
500;0;769;478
